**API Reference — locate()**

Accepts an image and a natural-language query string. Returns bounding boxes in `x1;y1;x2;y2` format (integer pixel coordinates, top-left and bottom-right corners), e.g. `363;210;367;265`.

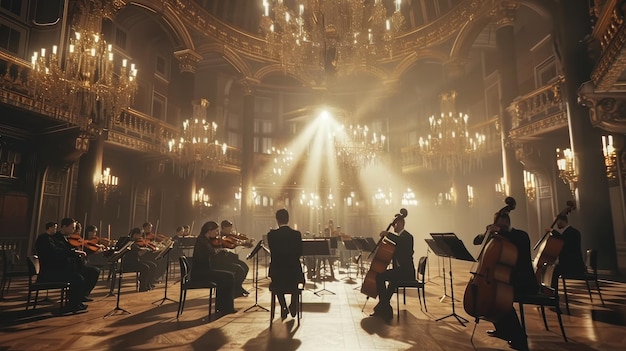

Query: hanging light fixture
418;91;486;174
260;0;405;77
29;0;137;132
334;123;386;170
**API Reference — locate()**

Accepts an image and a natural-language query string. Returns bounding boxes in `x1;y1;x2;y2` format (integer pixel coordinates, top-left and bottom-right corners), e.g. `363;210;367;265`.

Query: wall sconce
194;188;212;208
436;186;457;206
96;167;118;204
401;188;419;207
467;185;475;207
523;170;537;201
602;135;617;179
495;176;508;197
556;147;578;195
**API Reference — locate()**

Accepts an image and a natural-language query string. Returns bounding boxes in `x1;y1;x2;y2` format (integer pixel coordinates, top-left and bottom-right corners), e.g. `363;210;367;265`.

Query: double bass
463;197;518;322
361;208;408;299
532;200;575;283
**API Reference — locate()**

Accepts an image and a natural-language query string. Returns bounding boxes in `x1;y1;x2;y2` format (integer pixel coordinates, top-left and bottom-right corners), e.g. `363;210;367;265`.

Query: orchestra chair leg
560;277;571;315
539;305;549;330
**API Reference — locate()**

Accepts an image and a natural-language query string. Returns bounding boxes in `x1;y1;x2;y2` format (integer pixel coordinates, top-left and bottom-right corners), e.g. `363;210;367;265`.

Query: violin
223;231;254;248
210;235;249;249
68;234;102;252
463;197;518;323
134;237;157;251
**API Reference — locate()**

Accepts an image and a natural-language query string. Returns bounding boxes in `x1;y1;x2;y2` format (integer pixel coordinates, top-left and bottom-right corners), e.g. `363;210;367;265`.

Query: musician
549;215;586;278
267;208;304;319
140;222;168;283
121;228;158;292
475;213;537;351
35;219;99;313
217;220;250;297
370;216;415;322
84;225;108;267
191;221;236;315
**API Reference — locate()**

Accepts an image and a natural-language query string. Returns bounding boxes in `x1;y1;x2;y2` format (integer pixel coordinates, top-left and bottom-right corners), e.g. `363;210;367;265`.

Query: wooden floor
1;258;624;351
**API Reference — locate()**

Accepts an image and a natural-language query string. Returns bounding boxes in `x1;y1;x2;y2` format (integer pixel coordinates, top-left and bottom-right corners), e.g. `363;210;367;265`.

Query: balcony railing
507;76;568;141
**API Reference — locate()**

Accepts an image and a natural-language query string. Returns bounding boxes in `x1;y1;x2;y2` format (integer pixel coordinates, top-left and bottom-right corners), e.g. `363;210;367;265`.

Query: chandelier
418;91;486;174
29;0;137;132
334;123;386;169
167;99;228;166
269;146;294;177
260;0;405;77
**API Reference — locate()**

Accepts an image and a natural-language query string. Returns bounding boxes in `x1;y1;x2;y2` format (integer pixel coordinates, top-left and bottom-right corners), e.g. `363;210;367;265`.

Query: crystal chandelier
29;0;137;132
418;91;486;174
260;0;405;77
167;99;228;166
334;123;386;169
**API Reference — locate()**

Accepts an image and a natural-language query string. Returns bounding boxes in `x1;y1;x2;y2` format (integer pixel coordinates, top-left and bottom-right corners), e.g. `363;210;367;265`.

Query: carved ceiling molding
508;112;568;142
173;49;202;74
579;81;626;133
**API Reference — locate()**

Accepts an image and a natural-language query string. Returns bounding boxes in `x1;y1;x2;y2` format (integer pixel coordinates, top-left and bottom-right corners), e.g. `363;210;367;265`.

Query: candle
108;224;111;241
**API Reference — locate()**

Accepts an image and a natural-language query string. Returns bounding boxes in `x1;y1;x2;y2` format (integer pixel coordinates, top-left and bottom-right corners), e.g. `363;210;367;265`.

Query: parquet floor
0;258;624;351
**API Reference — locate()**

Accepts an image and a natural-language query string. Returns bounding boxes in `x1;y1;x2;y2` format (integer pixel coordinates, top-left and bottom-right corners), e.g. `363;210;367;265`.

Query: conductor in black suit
267;208;304;319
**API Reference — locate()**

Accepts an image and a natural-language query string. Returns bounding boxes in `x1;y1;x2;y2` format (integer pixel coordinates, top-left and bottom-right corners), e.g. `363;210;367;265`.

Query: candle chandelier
167;99;228;167
418;91;486;174
334;123;386;170
96;167;119;204
260;0;405;77
29;0;137;132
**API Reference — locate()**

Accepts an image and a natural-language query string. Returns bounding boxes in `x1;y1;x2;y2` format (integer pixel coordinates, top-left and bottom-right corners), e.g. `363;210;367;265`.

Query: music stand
244;240;270;312
302;239;335;296
431;233;475;326
342;239;359;282
152;242;176;306
104;242;133;318
424;239;442;285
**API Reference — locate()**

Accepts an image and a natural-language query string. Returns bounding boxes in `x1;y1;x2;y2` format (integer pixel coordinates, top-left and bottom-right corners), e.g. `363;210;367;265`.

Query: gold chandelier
334;123;386;169
260;0;405;76
29;0;137;132
167;99;228;166
418;91;485;174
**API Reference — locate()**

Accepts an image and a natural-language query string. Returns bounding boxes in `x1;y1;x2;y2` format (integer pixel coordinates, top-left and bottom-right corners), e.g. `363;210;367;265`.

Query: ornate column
239;77;259;236
173;49;202;227
555;0;617;272
174;49;202;122
495;1;528;227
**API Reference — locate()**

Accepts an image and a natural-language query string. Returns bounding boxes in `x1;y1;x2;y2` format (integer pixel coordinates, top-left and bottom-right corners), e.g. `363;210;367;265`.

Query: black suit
553;226;586;277
267;225;304;312
191;235;235;312
375;230;415;312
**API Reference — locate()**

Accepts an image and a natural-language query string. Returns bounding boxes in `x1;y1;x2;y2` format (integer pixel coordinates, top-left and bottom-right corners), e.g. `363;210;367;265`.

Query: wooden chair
561;249;605;314
25;255;70;311
0;249;29;298
177;255;216;319
395;256;428;320
515;262;567;342
270;285;303;328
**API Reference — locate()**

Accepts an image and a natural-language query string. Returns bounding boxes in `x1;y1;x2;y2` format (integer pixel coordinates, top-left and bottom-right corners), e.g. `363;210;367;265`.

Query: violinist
35;218;99;313
83;225;109;267
191;221;236;315
370;216;415;323
474;213;536;351
214;220;250;298
120;227;157;292
140;222;168;283
548;215;586;278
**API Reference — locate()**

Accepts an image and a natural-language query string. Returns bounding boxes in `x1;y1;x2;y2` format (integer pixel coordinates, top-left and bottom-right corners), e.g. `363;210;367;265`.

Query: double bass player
472;211;537;351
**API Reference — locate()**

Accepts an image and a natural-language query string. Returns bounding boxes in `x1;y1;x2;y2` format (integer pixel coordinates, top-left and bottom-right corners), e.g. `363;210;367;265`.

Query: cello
361;208;408;299
532;200;575;283
463;197;518;322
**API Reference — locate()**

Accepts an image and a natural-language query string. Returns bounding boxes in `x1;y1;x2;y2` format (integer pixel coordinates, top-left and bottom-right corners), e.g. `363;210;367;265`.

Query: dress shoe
289;302;297;317
82;297;94;302
280;307;289;320
508;339;529;351
486;329;508;340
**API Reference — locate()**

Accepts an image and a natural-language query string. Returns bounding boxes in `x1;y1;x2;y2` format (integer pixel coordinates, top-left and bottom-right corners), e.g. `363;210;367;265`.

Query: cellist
473;212;537;351
369;216;415;323
546;215;586;278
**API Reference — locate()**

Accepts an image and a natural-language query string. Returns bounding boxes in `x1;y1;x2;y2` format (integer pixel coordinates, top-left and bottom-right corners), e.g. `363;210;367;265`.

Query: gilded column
555;0;617;272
